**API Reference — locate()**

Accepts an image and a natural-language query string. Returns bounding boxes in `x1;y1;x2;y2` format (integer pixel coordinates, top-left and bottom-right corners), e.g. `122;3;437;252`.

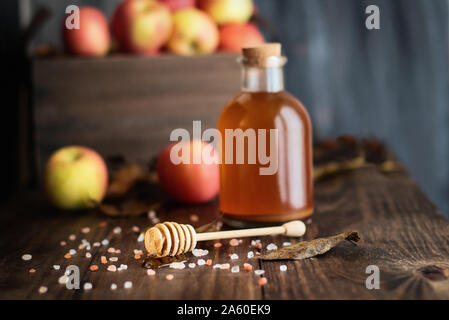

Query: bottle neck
241;66;285;93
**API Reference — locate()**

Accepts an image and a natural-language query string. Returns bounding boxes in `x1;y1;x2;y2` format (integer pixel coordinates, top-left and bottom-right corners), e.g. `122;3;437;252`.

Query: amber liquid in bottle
217;44;313;226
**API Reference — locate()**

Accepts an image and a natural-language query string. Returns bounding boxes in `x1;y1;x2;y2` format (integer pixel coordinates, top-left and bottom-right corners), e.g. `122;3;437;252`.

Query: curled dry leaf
258;231;361;261
107;164;147;197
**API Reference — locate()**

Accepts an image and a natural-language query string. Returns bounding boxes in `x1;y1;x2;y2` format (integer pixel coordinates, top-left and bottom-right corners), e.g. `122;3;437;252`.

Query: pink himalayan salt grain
229;239;239;247
166;274;174;280
189;214;199;222
68;234;76;241
258;277;268;286
220;263;230;270
132;226;140;233
214;242;222;248
206;259;212;266
60;241;67;247
147;269;156;276
107;265;117;272
107;247;116;253
81;227;90;234
243;263;253;271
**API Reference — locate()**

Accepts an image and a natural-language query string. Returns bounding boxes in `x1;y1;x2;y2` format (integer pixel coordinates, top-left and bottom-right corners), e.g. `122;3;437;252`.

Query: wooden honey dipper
144;220;306;257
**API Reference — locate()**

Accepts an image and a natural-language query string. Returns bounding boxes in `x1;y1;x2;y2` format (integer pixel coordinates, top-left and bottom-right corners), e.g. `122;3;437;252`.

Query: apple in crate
63;7;110;57
112;0;172;55
198;0;254;25
159;0;196;11
219;23;264;52
167;8;219;55
157;140;219;203
44;146;108;210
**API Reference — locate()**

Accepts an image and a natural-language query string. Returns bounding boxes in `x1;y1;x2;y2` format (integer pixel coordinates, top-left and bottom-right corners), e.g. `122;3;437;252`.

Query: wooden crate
32;53;240;175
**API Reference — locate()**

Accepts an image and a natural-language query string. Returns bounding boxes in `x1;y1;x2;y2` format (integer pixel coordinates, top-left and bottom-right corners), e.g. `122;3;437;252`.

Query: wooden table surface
1;164;449;300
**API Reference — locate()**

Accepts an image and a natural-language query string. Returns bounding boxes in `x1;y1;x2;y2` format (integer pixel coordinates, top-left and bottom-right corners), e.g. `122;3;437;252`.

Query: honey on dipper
217;43;314;226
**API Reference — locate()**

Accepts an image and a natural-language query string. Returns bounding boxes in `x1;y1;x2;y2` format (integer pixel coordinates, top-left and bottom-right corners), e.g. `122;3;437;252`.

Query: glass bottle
217;43;313;227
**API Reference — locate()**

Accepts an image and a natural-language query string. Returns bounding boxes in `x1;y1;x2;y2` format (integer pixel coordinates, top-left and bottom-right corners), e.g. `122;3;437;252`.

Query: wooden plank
1;165;448;299
33;54;240;180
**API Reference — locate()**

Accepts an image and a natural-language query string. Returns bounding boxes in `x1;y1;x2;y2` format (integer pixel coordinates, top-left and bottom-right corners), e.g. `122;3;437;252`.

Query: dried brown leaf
107;164;147;197
258;231;361;261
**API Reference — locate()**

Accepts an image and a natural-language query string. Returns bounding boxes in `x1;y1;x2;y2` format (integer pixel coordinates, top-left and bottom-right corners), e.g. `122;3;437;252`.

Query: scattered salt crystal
29;268;36;273
230;253;239;260
124;281;133;289
147;269;156;276
132;226;140;233
239;239;243;243
113;226;122;234
60;241;67;246
306;218;312;225
109;257;118;262
107;265;117;272
197;259;206;266
118;264;128;271
134;249;143;255
213;264;221;269
247;251;254;259
214;242;222;248
169;262;185;269
166;274;174;281
69;234;76;241
254;270;265;276
206;259;212;265
69;249;76;255
83;282;93;290
111;283;117;290
22;254;32;261
81;227;90;234
188;263;196;268
93;242;101;247
38;286;48;294
251;239;261;246
192;249;209;257
258;277;268;286
101;239;109;246
58;275;68;284
78;244;86;250
229;239;239;246
266;243;278;251
107;247;115;253
220;263;230;270
231;266;240;273
148;210;156;219
243;263;253;271
282;242;291;247
280;265;287;272
137;233;145;242
53;265;60;270
189;214;199;222
85;252;92;258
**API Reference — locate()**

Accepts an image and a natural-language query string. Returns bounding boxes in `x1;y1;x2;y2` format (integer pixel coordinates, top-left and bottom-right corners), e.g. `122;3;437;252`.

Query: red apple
167;8;219;55
111;0;172;55
219;23;264;52
198;0;254;25
157;140;219;203
44;146;108;210
159;0;196;11
63;7;110;57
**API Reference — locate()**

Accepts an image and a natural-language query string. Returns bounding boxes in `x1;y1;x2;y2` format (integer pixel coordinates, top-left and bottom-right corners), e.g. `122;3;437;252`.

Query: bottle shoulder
218;91;312;130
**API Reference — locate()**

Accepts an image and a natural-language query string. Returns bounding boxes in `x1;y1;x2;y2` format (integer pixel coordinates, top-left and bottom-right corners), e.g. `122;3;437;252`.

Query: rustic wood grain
33;54;240;182
1;164;448;300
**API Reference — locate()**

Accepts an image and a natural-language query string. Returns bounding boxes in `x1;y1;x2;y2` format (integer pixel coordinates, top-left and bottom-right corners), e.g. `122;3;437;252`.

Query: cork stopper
241;43;284;68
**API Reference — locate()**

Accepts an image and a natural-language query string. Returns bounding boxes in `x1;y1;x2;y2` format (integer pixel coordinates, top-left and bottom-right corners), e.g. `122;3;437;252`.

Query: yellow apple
167;8;219;55
44;146;108;210
111;0;173;55
198;0;254;25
